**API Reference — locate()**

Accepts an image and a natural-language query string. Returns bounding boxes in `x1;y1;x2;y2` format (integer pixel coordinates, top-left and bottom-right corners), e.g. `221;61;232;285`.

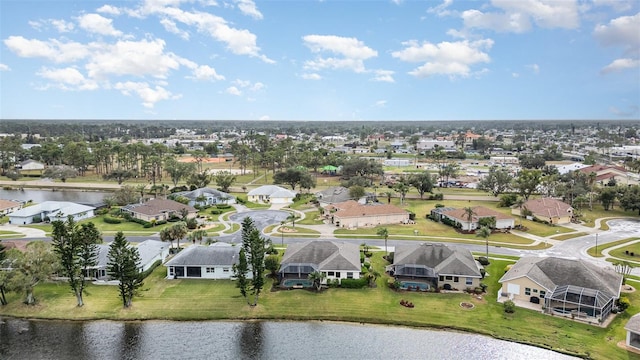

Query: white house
8;201;95;225
137;239;171;272
165;243;246;279
247;185;297;204
16;159;45;171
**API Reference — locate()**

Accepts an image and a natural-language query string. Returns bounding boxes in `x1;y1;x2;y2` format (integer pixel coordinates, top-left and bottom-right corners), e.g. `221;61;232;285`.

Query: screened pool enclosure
544;285;616;320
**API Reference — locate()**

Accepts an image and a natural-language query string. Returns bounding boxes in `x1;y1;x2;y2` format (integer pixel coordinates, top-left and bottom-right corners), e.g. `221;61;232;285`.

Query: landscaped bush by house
95;208;109;216
130;217;151;227
103;216;122;224
109;208;121;216
408;211;416;221
139;260;161;279
216;204;231;209
235;196;246;204
477;256;490;266
210;209;222;215
504;300;516;313
498;193;518;207
340;278;368;289
617;297;630;312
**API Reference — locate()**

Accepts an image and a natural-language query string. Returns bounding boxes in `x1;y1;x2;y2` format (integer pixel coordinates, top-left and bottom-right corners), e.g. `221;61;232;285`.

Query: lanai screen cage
392;264;436;278
544;285;615;320
279;263;318;278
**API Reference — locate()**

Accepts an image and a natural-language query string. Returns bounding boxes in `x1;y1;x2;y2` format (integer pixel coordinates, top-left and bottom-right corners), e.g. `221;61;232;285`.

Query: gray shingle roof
173;187;235;201
122;198;196;216
247;185;297;198
315;186;352;204
393;243;481;277
9;201;95;218
137;239;169;266
626;313;640;333
165;243;239;267
499;256;622;297
280;240;360;271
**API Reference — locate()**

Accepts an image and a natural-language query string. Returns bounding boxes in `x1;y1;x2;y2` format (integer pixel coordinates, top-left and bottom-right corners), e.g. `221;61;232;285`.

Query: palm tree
377;227;389;257
159;227;173;249
188;229;208;244
308;271;326;291
286;211;299;228
463;206;475;230
393;182;410;205
169;222;188;250
476;226;492;259
587;171;597;211
365;267;381;287
383;191;394;204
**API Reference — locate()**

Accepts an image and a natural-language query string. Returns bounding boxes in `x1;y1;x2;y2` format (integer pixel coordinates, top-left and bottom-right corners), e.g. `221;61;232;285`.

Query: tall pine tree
233;217;266;306
51;217;101;307
107;231;143;308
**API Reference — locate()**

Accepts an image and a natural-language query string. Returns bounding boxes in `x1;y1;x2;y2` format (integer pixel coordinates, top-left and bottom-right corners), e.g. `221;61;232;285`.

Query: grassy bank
0;255;637;360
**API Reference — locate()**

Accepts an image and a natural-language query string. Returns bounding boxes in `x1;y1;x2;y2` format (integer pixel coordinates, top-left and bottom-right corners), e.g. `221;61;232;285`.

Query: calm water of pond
0;318;577;360
0;189;109;205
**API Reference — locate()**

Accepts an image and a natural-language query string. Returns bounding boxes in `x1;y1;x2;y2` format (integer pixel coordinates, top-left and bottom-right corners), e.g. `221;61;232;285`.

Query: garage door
507;283;520;295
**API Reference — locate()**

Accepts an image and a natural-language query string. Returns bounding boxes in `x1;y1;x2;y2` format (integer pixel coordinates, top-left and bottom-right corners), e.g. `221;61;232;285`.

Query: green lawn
608;241;640;262
297;210;325;225
0;230;24;238
552;232;589;241
0;255;635;359
587;238;640;258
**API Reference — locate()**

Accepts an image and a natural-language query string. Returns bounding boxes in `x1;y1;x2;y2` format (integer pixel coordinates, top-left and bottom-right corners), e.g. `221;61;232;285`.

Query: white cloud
374;100;387;107
0;64;10;71
97;5;122;16
29;19;75;33
392;38;493;78
259;115;270;120
114;81;177;108
77;13;123;37
512;72;519;78
592;0;633;12
527;63;540;74
36;67;98;90
371;69;395;82
303;35;377;73
3;36;90;63
391;0;403;5
427;0;454;17
231;79;264;91
225;86;242;96
593;12;640;49
160;18;190;40
190;65;225;81
235;0;263;20
301;73;322;80
85;39;181;80
135;4;273;62
462;0;580;33
594;12;640;74
601;58;640;74
251;82;264;91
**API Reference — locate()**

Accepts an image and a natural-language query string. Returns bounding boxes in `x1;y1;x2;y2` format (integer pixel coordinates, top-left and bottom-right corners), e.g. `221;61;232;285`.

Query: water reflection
0;318;577;360
237;321;264;359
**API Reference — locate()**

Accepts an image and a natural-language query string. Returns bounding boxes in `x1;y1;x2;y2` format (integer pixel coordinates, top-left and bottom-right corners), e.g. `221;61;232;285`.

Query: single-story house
279;240;361;288
388;243;483;291
121;198;197;222
165;243;244;279
8;201;95;225
172;187;236;207
88;239;170;280
579;164;637;186
315;186;368;207
16;159;45;171
247;185;297;204
498;256;623;322
625;313;640;351
325;200;410;228
512;198;573;225
431;206;515;231
0;199;22;216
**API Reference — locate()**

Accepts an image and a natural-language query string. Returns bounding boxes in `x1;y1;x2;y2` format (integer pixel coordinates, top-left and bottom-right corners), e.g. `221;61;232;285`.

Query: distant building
165;243;243;279
16;159;45;171
0;199;22;216
247;185;297;204
172;187;236;207
121;198;197;222
512;198;573;225
9;201;95;225
325;200;410;228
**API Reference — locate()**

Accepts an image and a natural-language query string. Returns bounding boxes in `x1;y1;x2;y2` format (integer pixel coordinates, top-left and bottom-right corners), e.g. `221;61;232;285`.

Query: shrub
498;193;518;207
216;204;231;209
236;197;246;205
477;256;490;266
211;209;222;215
340;278;368;289
429;193;444;200
408;211;416;221
617;297;631;312
109;208;121;216
504;300;516;313
139;260;161;279
103;216;122;224
95;208;109;216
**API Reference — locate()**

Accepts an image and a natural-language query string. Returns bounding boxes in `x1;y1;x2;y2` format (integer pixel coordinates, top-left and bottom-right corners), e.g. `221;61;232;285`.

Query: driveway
0;224;47;239
221;210;290;243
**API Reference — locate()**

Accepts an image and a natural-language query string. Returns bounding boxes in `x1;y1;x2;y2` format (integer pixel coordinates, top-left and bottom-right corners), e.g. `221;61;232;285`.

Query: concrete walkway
0;223;47;238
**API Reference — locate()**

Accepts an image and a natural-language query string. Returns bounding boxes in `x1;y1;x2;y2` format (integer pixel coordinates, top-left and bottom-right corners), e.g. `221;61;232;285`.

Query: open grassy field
609;241;640;262
587;238;640;258
0;254;636;359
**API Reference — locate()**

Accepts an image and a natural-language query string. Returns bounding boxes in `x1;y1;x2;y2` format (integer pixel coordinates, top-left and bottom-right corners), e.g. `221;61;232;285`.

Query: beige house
512;198;573;225
433;206;514;231
0;199;22;216
325;200;410;228
122;198;197;222
498;257;622;323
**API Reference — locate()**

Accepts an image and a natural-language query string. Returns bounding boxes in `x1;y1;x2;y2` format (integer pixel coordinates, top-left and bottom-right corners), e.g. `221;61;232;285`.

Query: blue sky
1;0;638;121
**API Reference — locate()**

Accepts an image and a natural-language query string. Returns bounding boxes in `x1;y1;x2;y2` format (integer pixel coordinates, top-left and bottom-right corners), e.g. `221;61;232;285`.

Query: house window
335;272;341;278
206;267;215;273
525;287;531;295
169;267;174;276
223;268;230;273
454;277;459;283
466;278;473;286
439;275;444;281
328;271;335;276
533;289;538;293
445;276;453;281
540;290;546;298
347;272;353;279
